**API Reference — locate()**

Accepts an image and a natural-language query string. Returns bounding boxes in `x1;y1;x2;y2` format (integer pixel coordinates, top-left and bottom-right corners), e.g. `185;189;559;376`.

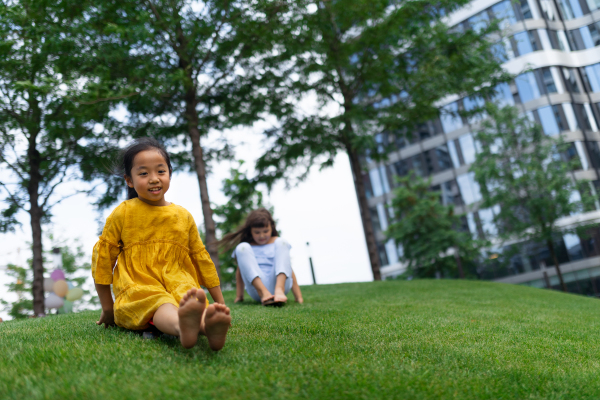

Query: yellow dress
91;198;220;330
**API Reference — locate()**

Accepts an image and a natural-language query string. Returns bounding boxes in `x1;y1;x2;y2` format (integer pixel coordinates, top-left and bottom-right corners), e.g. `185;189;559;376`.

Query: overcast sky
0;128;373;321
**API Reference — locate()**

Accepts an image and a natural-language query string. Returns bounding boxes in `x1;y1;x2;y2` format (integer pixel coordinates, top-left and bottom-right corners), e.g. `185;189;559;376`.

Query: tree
387;172;483;279
471;104;597;291
0;0;114;316
255;0;509;280
88;0;289;277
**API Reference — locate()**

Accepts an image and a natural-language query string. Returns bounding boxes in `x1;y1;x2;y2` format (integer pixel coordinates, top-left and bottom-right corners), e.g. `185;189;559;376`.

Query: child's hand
97;309;115;328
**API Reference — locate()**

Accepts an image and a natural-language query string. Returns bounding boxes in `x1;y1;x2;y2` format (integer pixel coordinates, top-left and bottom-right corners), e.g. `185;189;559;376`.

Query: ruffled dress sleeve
188;220;220;289
91;204;124;285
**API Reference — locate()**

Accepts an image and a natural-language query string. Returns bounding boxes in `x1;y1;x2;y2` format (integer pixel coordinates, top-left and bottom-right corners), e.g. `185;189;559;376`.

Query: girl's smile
125;149;171;206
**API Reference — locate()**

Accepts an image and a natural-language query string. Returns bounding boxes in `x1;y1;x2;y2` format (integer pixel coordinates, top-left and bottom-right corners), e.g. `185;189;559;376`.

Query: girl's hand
97;309;115;328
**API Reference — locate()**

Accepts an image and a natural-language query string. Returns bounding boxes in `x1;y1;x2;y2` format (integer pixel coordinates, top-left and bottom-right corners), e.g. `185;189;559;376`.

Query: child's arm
207;286;226;304
235;265;244;302
95;282;115;328
291;271;303;304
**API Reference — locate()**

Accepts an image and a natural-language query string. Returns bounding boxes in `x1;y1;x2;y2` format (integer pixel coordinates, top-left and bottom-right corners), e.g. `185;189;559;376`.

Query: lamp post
306;242;317;285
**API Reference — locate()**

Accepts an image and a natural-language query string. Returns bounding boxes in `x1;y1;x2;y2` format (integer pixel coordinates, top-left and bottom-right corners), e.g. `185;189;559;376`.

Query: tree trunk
547;239;567;292
27;141;45;316
184;93;222;280
346;147;381;281
454;246;464;279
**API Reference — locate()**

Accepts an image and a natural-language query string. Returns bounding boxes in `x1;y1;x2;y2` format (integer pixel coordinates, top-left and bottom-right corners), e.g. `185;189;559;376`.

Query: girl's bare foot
273;289;287;304
178;288;206;349
234;296;244;303
203;303;231;351
260;293;275;305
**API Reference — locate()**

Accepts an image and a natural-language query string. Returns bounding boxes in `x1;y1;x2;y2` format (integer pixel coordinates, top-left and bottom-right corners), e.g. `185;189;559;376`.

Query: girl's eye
139;172;147;176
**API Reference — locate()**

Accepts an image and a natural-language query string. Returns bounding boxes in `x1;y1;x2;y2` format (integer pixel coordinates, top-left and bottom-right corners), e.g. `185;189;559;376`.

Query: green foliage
471;104;597;244
388;172;484;278
4;281;600;399
255;0;510;182
0;264;32;320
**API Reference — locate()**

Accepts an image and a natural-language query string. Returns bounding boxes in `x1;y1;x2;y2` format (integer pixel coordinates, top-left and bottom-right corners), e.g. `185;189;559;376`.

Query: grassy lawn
2;280;600;399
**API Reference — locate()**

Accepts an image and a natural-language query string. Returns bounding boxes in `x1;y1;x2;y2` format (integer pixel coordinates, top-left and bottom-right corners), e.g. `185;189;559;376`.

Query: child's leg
273;238;293;303
291;271;303;304
235;242;274;303
234;268;245;303
153;288;205;349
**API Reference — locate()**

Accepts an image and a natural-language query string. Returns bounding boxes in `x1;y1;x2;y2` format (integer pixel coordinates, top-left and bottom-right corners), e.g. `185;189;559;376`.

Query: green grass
2;280;600;399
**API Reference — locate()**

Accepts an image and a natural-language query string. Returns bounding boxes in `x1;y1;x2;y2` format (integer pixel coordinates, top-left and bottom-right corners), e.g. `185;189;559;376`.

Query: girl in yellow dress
91;138;231;350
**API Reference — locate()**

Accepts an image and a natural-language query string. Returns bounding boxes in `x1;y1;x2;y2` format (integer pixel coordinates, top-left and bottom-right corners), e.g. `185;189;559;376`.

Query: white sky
0;129;372;321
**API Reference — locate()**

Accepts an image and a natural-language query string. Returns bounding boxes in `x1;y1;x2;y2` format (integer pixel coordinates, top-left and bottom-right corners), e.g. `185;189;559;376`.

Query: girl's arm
235;263;244;303
207;286;225;304
95;282;115;328
291;271;303;304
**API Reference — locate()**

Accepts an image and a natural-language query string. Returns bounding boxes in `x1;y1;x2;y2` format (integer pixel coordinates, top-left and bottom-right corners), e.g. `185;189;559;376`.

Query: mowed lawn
2;280;600;399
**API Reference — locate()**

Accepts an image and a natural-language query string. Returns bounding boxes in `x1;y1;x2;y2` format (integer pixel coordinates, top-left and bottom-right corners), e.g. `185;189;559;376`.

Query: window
540;68;557;93
537;105;560;135
377;203;388;231
458;133;477;165
562;68;580;93
519;0;534;19
494;83;515;107
564;233;584;261
539;0;558;20
478;207;499;237
492;41;509;62
468;11;489;33
556;0;584;19
369;167;390;197
447;140;461;168
385;239;399;265
391;160;409;178
513;31;537;56
582;63;600;92
516;71;541;103
491;1;517;28
440;102;463;133
457;172;482;205
587;0;600;12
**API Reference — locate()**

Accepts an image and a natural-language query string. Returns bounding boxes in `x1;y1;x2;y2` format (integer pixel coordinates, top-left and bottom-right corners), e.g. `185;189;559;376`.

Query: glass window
468;11;489;33
583;103;599;131
587;0;600;11
447;140;461;168
574;141;589;170
457;172;482;205
516;72;541;103
540;0;558;20
440;102;463;133
458;133;477;164
385;239;399;265
537;29;552;50
379;165;390;194
513;31;534;56
538;105;560;135
519;0;534;19
562;68;580;93
582;63;600;92
392;160;409;178
564;233;584;261
377;203;388;231
466;212;477;237
494;83;515;107
440;180;462;206
435;145;453;172
492;41;509;62
540;68;557;93
557;0;584;19
580;26;595;49
409;154;427;177
492;1;517;28
369;168;384;197
589;22;600;47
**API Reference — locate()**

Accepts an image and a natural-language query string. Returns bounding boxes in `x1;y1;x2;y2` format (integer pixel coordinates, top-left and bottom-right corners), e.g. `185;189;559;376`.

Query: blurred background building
363;0;600;294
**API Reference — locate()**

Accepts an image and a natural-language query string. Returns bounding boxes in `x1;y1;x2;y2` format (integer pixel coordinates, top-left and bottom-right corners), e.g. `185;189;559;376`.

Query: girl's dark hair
120;138;173;200
218;208;279;251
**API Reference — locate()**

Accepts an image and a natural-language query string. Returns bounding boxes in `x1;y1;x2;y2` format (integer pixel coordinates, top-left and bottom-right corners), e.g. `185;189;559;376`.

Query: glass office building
364;0;600;295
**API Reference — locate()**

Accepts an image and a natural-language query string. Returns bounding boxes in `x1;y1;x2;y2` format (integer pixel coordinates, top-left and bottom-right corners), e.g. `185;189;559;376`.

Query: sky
0;129;373;321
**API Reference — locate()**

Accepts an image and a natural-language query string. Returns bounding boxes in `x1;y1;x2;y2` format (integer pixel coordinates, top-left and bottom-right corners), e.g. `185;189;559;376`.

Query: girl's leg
273;238;293;303
153;288;206;349
235;243;274;303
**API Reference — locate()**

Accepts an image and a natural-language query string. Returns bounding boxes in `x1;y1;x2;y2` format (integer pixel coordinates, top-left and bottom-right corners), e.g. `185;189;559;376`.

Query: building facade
363;0;600;295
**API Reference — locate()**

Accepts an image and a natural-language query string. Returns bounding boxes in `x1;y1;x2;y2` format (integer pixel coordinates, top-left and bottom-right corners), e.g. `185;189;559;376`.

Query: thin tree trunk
547;239;567;292
454;246;464;279
184;94;222;280
27;140;44;316
346;147;381;281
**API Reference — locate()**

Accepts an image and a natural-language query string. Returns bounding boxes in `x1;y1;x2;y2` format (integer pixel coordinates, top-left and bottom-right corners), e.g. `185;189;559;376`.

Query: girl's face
125;149;171;206
250;224;272;245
